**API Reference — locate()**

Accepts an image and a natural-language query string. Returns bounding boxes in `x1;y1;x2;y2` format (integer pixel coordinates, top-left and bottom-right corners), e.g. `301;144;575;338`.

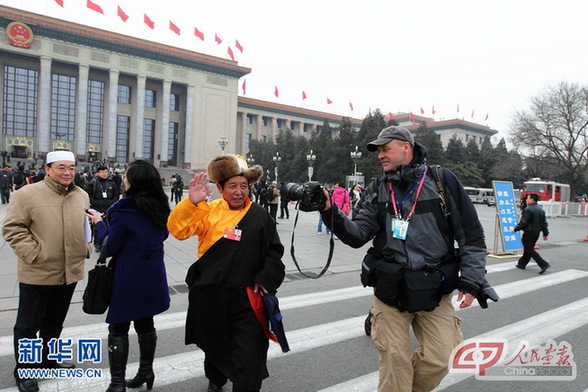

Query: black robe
185;203;285;390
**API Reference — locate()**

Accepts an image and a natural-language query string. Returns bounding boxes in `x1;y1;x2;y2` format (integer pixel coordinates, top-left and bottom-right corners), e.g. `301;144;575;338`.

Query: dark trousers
279;201;289;218
1;186;10;203
518;232;548;268
269;204;278;221
13;283;76;373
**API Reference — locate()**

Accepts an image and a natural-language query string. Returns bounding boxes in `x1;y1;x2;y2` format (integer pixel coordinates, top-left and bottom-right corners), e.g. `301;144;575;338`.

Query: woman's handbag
82;236;114;315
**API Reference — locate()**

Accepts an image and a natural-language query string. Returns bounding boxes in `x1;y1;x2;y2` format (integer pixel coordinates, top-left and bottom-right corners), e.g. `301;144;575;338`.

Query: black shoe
515;264;525;270
16;378;39;392
539;264;551;275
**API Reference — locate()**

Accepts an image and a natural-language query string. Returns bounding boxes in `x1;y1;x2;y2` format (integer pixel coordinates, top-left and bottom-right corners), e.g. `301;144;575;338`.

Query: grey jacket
321;142;487;296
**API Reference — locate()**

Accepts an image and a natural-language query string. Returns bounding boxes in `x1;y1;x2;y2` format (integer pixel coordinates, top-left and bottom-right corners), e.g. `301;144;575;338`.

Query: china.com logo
449;339;576;381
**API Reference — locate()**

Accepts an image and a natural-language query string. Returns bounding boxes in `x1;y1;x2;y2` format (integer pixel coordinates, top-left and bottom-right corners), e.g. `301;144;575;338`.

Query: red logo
451;340;506;376
6;22;34;49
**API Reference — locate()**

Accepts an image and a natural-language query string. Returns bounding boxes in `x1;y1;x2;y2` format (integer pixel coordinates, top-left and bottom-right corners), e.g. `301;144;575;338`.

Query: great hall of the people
0;5;496;171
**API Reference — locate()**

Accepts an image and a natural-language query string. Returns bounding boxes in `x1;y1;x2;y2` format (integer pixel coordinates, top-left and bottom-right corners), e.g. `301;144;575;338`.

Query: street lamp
273;152;281;182
350;145;362;176
306;149;316;182
218;134;229;154
246;154;255;166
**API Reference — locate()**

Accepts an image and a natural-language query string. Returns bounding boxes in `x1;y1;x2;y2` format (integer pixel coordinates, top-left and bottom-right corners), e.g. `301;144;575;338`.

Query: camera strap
289;205;335;279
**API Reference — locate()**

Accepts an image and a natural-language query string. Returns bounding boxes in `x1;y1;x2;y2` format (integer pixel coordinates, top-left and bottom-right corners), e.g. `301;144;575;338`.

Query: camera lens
285;183;303;201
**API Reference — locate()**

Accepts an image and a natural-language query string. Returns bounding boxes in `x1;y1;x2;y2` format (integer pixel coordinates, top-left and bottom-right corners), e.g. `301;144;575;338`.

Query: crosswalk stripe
0;260;520;357
319;295;588;392
0;266;585;359
0;269;585;391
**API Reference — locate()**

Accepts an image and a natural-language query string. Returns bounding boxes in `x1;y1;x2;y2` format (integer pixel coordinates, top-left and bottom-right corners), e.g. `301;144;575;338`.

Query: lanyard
388;167;428;221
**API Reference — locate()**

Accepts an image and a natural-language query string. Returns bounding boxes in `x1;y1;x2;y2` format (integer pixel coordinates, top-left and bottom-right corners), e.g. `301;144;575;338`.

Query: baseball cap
367;126;414;152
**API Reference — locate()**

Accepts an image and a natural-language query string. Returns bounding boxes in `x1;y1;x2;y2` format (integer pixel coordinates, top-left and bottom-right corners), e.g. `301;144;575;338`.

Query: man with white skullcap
3;151;92;392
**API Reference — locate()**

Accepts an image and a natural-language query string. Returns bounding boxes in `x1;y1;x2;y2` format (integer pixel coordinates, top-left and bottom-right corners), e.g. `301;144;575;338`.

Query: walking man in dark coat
513;193;550;274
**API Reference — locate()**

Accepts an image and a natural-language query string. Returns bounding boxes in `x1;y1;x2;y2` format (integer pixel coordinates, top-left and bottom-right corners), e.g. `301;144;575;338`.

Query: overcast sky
3;0;588;141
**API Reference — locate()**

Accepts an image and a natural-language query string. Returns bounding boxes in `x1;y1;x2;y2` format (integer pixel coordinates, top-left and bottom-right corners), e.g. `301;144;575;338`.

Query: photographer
318;126;489;392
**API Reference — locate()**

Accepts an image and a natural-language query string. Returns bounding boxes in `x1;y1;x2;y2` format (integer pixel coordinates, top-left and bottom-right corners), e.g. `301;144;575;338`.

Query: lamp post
350;145;362;176
246;154;255;166
272;152;281;182
306;149;316;182
218;134;228;154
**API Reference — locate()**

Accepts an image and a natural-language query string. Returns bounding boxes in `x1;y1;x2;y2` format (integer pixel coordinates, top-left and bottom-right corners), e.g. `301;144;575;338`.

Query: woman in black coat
87;159;171;392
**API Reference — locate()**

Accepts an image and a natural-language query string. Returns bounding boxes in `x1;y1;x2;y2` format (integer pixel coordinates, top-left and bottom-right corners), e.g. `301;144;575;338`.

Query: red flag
86;0;104;14
349;102;354;111
420;107;425;115
471;109;475;118
144;14;155;29
235;39;244;53
215;33;222;45
326;98;333;104
227;46;235;61
194;27;204;41
241;79;246;95
432;105;436;115
54;0;64;7
169;21;180;35
302;91;307;100
457;103;460;113
485;113;489;121
117;6;129;22
388;112;395;120
409;112;415;122
274;86;279;98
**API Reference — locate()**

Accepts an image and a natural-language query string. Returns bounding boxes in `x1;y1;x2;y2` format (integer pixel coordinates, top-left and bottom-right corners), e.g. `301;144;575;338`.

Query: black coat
185;203;285;390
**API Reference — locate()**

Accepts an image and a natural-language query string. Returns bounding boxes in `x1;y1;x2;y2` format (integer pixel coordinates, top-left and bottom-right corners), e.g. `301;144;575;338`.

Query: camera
285;182;326;212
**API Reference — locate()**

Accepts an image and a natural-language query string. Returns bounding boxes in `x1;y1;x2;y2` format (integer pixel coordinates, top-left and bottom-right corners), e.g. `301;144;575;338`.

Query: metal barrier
539;202;588;217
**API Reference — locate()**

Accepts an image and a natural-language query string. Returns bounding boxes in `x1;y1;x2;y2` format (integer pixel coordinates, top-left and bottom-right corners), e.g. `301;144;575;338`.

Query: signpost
490;181;523;257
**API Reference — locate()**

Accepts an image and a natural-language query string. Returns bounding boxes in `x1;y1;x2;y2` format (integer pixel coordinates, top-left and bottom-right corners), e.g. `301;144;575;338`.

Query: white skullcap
46;151;75;164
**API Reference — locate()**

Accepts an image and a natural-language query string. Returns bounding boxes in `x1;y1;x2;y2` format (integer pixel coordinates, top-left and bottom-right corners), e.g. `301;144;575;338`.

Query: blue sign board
492;181;523;251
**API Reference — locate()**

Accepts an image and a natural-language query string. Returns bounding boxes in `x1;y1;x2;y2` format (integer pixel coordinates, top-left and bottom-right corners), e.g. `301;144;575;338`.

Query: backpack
13;170;26;188
174;177;184;191
265;186;276;202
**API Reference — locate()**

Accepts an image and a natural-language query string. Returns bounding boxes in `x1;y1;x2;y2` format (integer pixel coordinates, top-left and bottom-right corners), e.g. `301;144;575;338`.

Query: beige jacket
3;176;91;285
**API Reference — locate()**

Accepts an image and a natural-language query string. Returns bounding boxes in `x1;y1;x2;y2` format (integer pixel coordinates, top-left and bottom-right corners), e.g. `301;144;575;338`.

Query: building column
106;69;119;159
75;64;89;160
37;56;52;154
256;115;262;140
271;117;278;140
183;84;194;169
159;79;171;166
240;112;247;148
134;75;146;158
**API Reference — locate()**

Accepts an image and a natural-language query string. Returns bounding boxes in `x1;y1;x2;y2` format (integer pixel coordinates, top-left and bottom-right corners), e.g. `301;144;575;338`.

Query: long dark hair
124;159;170;230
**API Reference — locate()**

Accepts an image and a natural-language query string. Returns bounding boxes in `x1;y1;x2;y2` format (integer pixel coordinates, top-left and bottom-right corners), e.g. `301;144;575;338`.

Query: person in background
3;151;91;392
167;155;285;392
86;159;171;392
85;166;120;249
0;164;13;204
513;193;550;274
279;182;290;219
350;184;363;208
267;180;280;222
331;181;350;215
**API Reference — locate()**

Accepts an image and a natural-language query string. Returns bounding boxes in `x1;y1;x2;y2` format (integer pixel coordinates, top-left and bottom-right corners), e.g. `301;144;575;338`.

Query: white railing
539;201;588;217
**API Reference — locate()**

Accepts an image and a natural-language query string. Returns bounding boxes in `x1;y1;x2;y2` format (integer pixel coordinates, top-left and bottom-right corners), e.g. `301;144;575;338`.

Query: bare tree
510;81;588;198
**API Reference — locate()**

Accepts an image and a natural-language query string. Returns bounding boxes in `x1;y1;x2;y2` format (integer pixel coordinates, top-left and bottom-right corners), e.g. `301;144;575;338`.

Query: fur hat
207;154;263;184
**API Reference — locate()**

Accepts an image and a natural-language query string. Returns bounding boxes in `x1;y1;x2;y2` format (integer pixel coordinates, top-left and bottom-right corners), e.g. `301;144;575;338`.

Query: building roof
0;5;251;79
